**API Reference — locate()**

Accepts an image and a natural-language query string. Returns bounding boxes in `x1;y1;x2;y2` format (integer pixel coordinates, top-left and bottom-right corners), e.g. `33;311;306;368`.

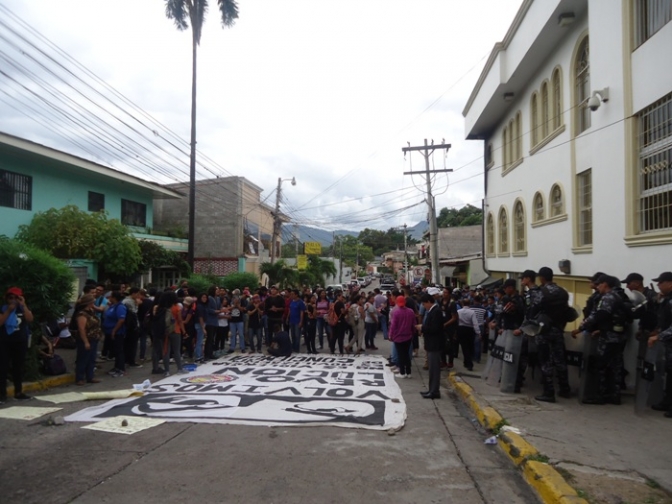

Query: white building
463;0;672;310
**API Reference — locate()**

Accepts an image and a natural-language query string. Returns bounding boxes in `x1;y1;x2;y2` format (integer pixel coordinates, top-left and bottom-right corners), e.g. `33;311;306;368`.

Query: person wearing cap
418;293;443;398
647;272;672;417
623;273;659;337
572;275;627;405
72;294;103;386
582;272;606;321
0;287;34;402
527;267;571;403
514;270;542;388
388;295;415;378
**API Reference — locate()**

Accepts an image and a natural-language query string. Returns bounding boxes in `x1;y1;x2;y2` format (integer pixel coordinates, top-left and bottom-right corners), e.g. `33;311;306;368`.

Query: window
575;36;591;134
485;143;493;168
486;213;495;255
637;93;672;232
531;93;539;146
552;68;563;130
0;169;32;210
533;192;545;222
516;112;522;161
541;81;549;138
550;184;564;217
635;0;672;46
514;200;526;252
502;127;508;170
88;191;105;212
121;199;147;227
577;170;592;246
509;119;516;162
498;207;509;254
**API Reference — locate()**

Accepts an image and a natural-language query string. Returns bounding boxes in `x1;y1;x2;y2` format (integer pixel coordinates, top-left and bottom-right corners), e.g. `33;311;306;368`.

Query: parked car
380;280;396;292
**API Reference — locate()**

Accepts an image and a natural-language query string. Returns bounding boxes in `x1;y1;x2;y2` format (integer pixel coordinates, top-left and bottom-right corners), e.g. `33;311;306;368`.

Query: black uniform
653;292;672;414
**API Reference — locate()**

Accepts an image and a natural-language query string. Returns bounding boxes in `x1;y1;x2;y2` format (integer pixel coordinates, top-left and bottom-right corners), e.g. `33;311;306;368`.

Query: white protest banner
66;354;406;430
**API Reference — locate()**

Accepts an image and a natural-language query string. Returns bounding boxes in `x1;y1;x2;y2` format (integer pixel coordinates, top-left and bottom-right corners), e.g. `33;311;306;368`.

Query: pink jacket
389;306;415;343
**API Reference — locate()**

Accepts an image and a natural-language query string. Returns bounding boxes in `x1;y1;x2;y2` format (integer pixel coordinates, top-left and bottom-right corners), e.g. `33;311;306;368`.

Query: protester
72;294;103;386
268;323;292;357
418;293;443;399
388;295;415;379
103;291;127;378
0;287;34;403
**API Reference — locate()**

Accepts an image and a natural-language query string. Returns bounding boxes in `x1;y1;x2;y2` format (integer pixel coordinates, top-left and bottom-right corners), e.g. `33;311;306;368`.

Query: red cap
395;296;406;307
6;287;23;297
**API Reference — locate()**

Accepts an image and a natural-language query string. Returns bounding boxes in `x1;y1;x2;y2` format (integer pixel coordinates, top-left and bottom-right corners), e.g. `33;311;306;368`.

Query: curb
448;372;588;504
7;373;75;396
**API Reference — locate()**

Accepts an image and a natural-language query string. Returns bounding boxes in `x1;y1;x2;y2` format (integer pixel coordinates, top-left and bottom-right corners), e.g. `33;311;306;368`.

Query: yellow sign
304;242;322;255
297;255;308;270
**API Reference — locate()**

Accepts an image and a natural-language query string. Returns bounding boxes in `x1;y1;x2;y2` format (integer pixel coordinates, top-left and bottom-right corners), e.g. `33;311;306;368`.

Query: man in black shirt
268;323;292;357
264;286;285;346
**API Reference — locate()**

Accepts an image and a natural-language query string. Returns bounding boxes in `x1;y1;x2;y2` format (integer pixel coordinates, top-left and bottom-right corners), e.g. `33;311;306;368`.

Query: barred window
88;191;105;212
121;199;147;227
577;170;592;246
533;192;545;222
514;200;526;252
0;169;32;210
531;93;539;146
486;213;495;255
637;93;672;232
552;68;563;130
635;0;672;47
575;36;591;134
498;207;509;253
551;184;564;217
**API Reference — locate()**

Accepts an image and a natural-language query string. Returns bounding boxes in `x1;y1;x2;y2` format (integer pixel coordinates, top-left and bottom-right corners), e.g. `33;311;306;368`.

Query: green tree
220;272;260;292
436;204;483;227
164;0;239;266
16;205;141;278
260;260;297;289
281;242;298;259
138;240;190;277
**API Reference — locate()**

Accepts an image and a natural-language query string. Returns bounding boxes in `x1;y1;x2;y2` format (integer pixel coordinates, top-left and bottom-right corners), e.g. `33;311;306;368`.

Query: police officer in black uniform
496;279;525;391
515;270;541;390
647;272;672;418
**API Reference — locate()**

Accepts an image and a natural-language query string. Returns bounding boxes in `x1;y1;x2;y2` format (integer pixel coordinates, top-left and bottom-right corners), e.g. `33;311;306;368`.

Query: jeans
391;340;413;366
395;340;412;375
305;319;317;353
290;323;302;353
139;327;149;360
365;322;377;348
0;337;27;398
164;333;183;372
330;322;346;354
380;314;389;340
316;317;327;348
473;327;482;364
205;325;217;360
76;338;99;382
111;332;125;372
195;325;205;360
248;327;263;351
261;315;269;345
457;326;475;370
229;322;245;351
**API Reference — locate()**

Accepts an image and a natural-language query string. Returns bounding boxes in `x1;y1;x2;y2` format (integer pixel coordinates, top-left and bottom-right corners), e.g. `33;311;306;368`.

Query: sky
0;0;522;232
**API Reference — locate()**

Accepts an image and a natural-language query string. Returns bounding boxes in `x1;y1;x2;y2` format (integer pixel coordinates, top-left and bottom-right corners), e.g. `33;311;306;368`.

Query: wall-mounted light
558;259;571;274
503;92;515;102
558;13;576;27
588;87;610;112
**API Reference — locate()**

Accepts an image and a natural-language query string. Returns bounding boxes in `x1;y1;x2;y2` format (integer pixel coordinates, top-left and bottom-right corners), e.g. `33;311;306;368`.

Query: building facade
463;0;672;312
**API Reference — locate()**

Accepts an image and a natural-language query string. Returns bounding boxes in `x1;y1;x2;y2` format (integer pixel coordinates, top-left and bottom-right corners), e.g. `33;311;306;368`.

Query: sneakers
405;374;412;379
15;393;32;400
395;374;405;379
128;363;143;368
164;372;171;377
176;369;189;375
110;371;125;378
151;367;166;375
107;369;120;376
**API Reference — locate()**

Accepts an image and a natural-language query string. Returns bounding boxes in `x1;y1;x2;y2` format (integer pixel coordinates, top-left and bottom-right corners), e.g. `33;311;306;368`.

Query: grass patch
492;418;509;435
646;478;661;490
555;466;576;483
527;453;550;464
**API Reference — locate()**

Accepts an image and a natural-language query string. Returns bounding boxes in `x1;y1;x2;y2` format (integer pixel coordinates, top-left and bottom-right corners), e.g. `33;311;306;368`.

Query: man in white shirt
457;298;481;371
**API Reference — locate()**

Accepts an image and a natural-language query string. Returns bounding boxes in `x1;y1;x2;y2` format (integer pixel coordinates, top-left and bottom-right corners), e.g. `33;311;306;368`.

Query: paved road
0;340;537;504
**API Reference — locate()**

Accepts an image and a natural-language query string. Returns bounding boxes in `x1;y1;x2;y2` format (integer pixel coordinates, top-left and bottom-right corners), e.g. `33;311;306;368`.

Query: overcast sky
1;0;522;232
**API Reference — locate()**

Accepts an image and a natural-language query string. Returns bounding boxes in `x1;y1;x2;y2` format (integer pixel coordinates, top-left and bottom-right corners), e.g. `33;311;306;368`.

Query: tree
137;240;190;277
436;204;483;228
260;260;297;289
164;0;239;268
16;205;141;278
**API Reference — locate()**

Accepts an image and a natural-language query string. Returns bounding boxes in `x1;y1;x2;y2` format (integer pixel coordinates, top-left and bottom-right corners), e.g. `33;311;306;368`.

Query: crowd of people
2;268;670;418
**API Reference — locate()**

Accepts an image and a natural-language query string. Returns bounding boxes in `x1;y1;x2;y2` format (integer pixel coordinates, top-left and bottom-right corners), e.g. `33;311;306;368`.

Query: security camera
588;94;601;111
291;177;297;186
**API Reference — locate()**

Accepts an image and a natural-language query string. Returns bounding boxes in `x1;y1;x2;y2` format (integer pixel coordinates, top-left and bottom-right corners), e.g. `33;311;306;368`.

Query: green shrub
220;272;259;293
187;273;220;295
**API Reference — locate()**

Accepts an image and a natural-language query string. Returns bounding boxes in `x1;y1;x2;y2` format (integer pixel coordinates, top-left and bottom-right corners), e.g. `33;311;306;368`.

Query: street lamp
270;176;296;263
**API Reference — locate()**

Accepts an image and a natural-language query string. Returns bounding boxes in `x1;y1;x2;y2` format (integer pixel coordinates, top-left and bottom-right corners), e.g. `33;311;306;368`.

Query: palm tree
164;0;239;269
260;260;297;289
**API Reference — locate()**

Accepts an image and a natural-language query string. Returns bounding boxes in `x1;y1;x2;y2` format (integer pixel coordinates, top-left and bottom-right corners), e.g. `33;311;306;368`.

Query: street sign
304;242;322;255
297;255;308;270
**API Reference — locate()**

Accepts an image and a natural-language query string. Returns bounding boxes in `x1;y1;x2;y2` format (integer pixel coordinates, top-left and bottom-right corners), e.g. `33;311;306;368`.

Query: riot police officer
647;271;672;418
514;270;542;391
573;275;626;405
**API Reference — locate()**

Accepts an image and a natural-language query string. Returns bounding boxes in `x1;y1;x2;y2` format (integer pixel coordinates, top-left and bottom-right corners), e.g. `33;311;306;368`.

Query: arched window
502;127;508;170
541;81;549;138
515;112;522;161
531;93;539;146
486;213;495;255
509;119;515;163
533;191;545;222
575;36;590;134
550;184;564;217
552;68;562;130
485;143;493;168
514;200;526;252
498;207;509;254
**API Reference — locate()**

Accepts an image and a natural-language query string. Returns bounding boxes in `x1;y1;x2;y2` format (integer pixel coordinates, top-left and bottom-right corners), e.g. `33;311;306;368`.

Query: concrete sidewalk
448;357;672;504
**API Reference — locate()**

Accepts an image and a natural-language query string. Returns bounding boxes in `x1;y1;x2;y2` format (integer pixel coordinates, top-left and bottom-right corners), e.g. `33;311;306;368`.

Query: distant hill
281;222;428;245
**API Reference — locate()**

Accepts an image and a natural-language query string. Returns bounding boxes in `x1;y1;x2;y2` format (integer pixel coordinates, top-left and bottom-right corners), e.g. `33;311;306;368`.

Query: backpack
327;303;338;327
152;308;173;338
540;285;577;326
612;288;634;326
42;354;66;376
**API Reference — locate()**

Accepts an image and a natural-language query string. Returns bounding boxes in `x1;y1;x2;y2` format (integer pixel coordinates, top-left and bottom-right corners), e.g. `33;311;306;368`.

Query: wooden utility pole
402;139;452;286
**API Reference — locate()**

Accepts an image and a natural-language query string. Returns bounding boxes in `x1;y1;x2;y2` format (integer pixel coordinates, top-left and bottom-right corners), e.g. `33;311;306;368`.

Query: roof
437;225;483;261
0;131;183;199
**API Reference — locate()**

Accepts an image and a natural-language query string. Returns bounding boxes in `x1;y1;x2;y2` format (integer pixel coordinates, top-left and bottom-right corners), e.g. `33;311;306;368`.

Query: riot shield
481;327;497;381
635;338;666;415
485;331;505;387
500;329;524;393
578;331;600;404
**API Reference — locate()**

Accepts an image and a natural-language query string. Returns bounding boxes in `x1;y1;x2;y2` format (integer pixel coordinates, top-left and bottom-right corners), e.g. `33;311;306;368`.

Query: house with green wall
0;132;188;284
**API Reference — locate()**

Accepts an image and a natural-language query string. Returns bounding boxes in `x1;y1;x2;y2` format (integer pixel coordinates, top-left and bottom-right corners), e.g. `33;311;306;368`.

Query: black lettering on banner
254;369;286;376
295;377;328;384
214;367;254;376
503;352;514;363
330;379;355;387
199;384;236;393
303;370;329;378
304;387;326;396
360;380;385;387
326;388;354;398
265;387;302;396
175;384;204;393
149;383;178;392
256;376;293;383
240;385;267;393
360;372;384;380
357;390;391;400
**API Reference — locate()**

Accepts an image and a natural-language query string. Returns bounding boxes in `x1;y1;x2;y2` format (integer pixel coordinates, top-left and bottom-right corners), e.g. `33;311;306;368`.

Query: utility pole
402;139;452;285
403;223;409;285
293;223;299;257
270;177;282;264
339;237;343;284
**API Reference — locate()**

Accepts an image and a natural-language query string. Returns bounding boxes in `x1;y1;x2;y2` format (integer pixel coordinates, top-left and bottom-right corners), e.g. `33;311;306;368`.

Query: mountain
282;225;358;246
407;220;429;241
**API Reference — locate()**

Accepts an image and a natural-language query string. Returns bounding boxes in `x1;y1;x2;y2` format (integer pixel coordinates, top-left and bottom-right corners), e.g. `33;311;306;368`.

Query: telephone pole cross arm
402;139;452;286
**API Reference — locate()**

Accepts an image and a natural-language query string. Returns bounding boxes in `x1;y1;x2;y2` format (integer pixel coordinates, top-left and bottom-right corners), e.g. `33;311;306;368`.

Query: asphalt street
0;343;538;504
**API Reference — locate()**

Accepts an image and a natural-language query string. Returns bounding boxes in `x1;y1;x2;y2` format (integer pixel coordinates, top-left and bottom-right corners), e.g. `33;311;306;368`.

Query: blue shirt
103;303;127;334
289;299;306;325
1;305;26;340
